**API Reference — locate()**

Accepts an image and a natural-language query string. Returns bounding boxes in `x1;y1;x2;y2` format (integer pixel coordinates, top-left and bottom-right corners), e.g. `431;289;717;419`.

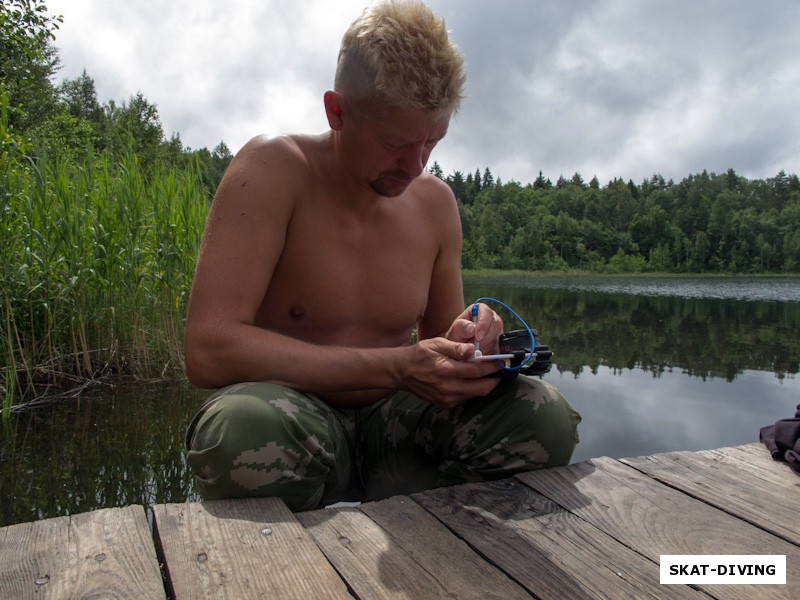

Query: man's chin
368;177;413;197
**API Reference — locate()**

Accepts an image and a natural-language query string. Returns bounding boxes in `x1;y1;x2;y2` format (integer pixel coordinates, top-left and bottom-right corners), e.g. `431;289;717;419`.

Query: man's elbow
184;336;224;389
184;348;211;388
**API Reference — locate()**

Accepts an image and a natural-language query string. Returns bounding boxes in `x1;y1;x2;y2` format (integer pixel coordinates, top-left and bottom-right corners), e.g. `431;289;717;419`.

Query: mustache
378;170;413;182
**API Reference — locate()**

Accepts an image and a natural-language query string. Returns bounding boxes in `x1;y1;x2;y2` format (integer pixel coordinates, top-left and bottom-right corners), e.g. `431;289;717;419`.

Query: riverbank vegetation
2;1;799;409
1;137;208;408
2;2;217;409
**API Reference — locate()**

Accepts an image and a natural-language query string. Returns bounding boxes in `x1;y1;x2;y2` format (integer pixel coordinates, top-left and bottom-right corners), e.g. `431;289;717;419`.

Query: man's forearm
185;322;404;396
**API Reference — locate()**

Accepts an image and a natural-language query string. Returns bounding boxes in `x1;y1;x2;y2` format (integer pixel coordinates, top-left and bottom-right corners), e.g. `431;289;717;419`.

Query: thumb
429;336;475;361
446;318;476;344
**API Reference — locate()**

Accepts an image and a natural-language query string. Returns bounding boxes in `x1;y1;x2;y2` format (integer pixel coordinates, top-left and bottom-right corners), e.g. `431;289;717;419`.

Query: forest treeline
434;164;800;274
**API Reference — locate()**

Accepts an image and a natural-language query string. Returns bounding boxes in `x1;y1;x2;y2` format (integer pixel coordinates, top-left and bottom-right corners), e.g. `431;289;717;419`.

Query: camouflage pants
186;376;581;511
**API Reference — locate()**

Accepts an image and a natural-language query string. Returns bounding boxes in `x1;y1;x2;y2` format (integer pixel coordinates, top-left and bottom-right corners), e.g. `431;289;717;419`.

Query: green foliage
58;69;102;123
0;0;62;132
0;1;234;409
191;141;234;195
2;2;231;196
450;168;800;274
0;140;208;408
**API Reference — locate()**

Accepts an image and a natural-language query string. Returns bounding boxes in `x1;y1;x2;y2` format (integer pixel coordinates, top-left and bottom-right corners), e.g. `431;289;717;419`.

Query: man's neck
320;131;399;213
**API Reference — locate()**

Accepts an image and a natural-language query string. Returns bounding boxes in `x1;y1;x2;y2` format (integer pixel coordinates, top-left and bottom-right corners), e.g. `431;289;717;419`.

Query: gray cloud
433;0;800;183
53;0;799;184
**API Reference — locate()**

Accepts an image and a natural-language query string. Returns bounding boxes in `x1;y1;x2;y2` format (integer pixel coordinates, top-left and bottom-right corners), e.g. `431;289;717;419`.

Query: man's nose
398;143;426;177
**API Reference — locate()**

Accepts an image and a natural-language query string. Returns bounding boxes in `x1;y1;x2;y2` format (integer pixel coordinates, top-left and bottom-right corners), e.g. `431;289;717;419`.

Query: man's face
346;106;450;197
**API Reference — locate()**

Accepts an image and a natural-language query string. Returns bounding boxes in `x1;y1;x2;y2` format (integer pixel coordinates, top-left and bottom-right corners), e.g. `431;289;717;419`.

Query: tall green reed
1;133;209;412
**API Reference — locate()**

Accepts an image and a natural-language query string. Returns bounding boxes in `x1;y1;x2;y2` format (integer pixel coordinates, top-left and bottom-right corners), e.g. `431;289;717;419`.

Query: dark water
0;383;207;527
1;276;798;527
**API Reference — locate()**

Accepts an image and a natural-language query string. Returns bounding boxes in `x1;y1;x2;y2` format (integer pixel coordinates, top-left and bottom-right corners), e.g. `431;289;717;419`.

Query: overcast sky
51;0;799;185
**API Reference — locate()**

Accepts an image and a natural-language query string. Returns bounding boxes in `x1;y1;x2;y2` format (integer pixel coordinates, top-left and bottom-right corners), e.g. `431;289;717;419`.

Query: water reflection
463;276;800;467
0;383;207;527
464;276;800;381
1;276;798;527
553;366;798;463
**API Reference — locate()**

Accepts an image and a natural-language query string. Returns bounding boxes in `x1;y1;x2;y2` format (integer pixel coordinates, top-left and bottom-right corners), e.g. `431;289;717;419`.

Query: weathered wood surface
0;505;164;600
414;478;705;600
152;496;350;600
621;443;800;546
519;445;799;599
298;495;532;599
1;443;797;599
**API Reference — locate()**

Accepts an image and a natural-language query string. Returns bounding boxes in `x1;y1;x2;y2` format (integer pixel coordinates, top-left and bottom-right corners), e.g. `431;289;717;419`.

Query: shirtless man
184;0;580;511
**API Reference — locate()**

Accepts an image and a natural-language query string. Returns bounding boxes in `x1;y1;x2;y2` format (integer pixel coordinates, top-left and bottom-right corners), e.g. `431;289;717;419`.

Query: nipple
289;304;306;320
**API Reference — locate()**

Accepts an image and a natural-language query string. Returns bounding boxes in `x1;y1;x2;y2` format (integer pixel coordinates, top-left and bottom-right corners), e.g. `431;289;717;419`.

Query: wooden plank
0;505;164;600
623;444;798;495
298;502;467;600
413;478;705;600
517;458;799;599
728;442;790;464
357;496;531;600
152;497;350;600
621;446;800;545
669;443;800;492
359;495;531;599
702;443;800;488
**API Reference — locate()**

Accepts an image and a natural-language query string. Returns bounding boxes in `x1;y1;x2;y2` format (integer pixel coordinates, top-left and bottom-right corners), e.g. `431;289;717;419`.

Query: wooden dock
1;442;796;599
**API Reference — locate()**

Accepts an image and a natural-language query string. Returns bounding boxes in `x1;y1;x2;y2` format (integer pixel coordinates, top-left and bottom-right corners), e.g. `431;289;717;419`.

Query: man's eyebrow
416;131;449;144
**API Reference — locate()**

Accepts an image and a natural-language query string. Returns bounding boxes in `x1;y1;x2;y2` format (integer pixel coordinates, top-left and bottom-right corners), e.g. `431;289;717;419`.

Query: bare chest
257;201;439;346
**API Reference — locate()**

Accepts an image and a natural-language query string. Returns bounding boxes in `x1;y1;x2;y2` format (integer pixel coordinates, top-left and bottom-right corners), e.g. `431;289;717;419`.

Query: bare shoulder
237;134;312;165
189;135;323;327
197;135;321;271
206;134;324;229
412;171;457;203
216;134;312;196
410;172;461;234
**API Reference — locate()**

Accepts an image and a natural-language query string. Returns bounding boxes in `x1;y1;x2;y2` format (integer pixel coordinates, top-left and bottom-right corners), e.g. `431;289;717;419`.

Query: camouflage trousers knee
185;376;581;511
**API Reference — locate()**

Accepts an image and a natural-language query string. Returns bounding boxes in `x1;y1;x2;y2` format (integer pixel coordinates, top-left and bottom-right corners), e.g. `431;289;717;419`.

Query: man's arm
400;177;504;406
416;178;503;350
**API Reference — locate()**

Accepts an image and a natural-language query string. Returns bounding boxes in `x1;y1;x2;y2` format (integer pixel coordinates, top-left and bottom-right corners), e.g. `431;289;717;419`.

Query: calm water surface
1;275;798;526
462;276;800;462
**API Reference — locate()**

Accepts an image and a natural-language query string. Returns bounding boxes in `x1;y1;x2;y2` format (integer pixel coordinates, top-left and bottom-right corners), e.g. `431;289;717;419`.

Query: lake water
463;275;800;463
2;275;798;527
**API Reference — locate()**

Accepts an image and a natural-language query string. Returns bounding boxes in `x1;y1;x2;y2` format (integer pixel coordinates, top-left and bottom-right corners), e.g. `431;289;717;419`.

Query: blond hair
335;1;466;114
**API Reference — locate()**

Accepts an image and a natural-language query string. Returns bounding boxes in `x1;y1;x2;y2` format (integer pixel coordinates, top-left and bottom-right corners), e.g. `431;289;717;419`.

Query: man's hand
446;302;504;355
397;303;506;409
399;337;500;408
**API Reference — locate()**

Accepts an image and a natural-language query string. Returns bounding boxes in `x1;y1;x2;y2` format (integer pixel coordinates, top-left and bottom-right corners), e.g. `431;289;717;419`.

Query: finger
487;311;505;353
428;336;475;361
447;318;475;343
474;303;503;350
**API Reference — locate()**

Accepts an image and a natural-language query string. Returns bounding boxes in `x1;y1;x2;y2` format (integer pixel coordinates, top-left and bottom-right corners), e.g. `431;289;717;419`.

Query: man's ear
324;91;345;130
